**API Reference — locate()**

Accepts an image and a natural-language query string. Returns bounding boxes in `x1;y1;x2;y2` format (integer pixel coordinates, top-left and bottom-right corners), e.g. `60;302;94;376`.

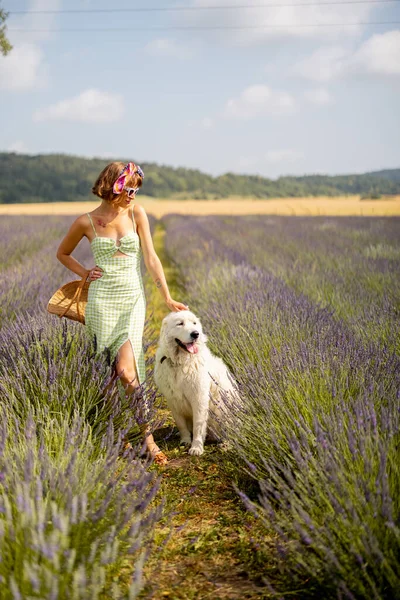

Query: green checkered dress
85;208;146;386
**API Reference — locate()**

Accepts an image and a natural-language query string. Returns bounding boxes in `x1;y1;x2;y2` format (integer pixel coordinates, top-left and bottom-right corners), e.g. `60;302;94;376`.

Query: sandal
122;442;167;465
133;440;169;466
152;450;168;466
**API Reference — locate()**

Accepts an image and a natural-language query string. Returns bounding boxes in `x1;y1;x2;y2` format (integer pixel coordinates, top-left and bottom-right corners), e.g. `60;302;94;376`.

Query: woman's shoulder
75;213;93;225
133;203;148;220
69;213;93;234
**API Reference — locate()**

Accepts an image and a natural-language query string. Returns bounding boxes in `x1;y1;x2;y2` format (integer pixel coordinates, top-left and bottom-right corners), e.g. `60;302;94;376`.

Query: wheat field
1;195;400;217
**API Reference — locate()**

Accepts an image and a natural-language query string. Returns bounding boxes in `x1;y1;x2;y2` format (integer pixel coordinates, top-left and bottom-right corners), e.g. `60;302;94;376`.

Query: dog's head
160;310;207;357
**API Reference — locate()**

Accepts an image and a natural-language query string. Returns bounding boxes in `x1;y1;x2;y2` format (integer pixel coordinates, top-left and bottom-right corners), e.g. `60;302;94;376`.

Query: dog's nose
191;330;200;340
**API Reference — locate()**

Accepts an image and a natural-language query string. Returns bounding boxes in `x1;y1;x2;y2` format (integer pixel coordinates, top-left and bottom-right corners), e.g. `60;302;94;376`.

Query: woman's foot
152;450;169;466
124;440;168;465
146;440;168;465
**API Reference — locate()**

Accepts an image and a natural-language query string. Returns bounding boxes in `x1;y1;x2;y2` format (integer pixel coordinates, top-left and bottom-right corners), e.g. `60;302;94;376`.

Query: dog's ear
159;316;169;341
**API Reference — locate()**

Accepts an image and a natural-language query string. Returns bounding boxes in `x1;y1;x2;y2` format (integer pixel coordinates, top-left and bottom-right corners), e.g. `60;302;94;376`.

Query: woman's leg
115;340;162;457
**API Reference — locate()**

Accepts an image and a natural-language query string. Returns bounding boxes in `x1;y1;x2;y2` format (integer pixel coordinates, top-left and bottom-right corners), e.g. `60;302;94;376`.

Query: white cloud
8;141;30;153
265;150;304;164
304;88;333;105
0;0;62;92
34;89;125;123
145;38;192;59
294;30;400;81
8;0;62;49
0;43;44;90
201;117;214;129
186;116;214;130
238;156;258;170
350;30;400;76
179;0;375;43
225;85;296;119
237;150;304;170
294;46;347;82
17;0;62;43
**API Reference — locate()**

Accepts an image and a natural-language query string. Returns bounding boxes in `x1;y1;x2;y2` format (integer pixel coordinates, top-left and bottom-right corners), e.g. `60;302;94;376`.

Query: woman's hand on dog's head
165;298;189;312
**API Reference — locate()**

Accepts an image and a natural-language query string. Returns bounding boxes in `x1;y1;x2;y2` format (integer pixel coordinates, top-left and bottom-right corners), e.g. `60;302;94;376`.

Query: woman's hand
166;298;189;312
88;266;103;281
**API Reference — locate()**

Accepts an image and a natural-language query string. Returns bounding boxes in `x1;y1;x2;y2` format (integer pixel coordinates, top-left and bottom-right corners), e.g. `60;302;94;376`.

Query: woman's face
111;189;136;209
122;190;136;207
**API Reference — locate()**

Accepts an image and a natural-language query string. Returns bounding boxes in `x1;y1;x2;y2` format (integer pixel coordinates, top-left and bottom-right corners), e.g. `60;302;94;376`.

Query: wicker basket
47;275;90;324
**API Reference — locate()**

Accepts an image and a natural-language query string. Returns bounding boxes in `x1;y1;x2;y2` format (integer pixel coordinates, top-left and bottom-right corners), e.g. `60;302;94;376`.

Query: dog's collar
160;353;204;368
160;355;181;367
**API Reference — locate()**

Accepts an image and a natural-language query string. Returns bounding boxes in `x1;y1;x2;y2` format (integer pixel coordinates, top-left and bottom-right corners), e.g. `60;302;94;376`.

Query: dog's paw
188;443;204;456
179;437;191;447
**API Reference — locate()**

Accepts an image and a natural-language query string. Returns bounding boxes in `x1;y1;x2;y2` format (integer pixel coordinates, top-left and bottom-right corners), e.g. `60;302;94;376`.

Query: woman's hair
92;161;143;203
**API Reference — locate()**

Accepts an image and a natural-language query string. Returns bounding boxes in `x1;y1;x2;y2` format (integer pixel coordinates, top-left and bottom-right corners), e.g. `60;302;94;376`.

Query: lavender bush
0;218;91;327
0;408;161;599
245;392;400;599
0;216;69;272
163;215;400;598
0;215;162;598
0;313;157;444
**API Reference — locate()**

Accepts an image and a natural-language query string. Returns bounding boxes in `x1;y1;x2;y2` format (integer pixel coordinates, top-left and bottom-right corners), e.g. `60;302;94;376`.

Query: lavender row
168;215;400;354
0;218;91;327
0;312;163;598
163;214;400;598
0;215;161;596
0;408;161;599
0;216;73;272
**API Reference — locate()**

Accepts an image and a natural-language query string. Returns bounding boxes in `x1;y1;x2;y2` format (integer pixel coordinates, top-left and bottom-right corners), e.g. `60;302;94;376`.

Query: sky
0;0;399;178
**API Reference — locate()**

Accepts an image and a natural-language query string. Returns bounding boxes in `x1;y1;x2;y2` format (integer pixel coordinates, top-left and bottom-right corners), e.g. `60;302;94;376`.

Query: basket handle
59;271;90;319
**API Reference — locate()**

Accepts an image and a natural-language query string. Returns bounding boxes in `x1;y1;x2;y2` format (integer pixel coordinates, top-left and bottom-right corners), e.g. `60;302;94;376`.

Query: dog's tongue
186;342;198;354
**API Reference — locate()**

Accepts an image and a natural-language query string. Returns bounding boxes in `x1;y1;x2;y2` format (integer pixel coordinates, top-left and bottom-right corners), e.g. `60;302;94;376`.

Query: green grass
141;442;271;600
139;223;271;599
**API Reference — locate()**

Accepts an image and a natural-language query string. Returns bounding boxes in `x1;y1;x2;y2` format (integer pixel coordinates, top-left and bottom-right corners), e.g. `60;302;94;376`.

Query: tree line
1;152;399;203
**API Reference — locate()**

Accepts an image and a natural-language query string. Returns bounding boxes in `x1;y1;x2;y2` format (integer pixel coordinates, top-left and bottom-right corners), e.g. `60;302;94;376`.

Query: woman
57;161;187;464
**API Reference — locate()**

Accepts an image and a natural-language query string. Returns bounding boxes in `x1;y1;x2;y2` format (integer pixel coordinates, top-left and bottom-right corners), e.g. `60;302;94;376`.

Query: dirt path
140;223;269;599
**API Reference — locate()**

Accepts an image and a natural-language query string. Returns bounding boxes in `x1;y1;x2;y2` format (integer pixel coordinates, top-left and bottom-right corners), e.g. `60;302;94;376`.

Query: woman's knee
116;364;138;387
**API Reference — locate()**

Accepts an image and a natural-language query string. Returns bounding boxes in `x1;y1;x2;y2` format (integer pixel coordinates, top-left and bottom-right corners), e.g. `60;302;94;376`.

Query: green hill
1;152;399;203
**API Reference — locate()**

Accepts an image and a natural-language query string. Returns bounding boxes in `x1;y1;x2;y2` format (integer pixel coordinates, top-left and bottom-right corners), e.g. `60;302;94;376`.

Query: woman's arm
135;205;188;312
56;216;98;279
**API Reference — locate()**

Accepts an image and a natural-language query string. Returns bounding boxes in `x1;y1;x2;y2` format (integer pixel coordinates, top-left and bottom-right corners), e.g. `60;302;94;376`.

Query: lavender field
164;215;400;599
0;214;399;599
0;216;162;599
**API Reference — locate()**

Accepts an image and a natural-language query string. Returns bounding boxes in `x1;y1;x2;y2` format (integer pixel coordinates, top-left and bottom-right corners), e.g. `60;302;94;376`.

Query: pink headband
113;162;144;195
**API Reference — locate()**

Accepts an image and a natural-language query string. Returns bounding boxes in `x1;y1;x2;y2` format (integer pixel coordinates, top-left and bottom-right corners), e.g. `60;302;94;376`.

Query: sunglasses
124;186;139;199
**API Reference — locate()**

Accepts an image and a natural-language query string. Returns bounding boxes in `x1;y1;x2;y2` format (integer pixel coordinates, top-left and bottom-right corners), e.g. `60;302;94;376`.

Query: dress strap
130;206;137;233
87;213;97;237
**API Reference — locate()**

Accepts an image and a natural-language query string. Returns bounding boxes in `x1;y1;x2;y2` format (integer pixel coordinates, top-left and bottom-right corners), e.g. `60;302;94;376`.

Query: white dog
154;310;236;456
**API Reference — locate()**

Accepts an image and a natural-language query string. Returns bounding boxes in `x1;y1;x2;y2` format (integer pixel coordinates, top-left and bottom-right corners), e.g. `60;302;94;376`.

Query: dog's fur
154;311;235;456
